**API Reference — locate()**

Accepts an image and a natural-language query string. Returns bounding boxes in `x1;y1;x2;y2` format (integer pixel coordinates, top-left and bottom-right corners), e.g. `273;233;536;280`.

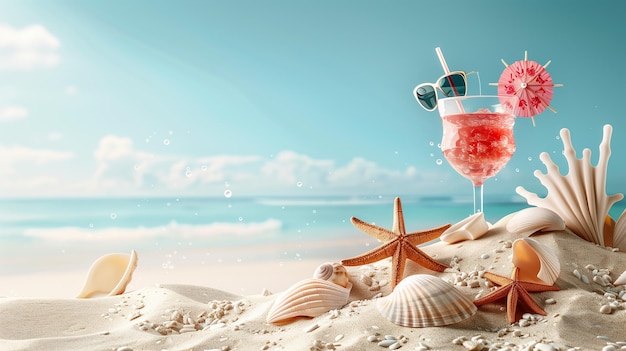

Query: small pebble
480;253;490;259
117;347;133;351
602;346;617;351
535;343;557;351
600;305;613;314
378;339;397;347
304;323;319;333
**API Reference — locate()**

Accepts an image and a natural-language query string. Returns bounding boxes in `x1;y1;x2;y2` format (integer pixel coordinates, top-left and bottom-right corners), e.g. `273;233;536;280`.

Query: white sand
1;213;626;351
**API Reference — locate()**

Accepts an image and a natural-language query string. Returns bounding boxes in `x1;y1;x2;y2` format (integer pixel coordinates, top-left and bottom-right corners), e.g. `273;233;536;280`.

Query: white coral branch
516;125;624;248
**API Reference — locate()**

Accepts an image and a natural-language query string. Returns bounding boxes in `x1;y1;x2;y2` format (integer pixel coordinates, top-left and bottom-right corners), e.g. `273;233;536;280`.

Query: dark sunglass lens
416;85;437;110
439;74;466;97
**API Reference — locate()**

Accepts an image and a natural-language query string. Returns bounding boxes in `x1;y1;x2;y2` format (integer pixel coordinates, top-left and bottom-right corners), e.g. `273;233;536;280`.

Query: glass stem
473;184;484;214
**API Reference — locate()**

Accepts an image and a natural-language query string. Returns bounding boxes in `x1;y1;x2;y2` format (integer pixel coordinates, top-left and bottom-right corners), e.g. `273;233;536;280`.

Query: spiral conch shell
440;212;489;244
376;274;476;328
266;263;352;324
516;125;626;249
511;238;560;285
506;207;565;237
313;262;350;288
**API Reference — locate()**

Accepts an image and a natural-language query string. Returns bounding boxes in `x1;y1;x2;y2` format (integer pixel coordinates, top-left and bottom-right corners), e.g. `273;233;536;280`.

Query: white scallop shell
516;125;624;247
511;238;560;285
266;278;352;324
506;207;565;237
440;212;489;244
376;274;476;328
76;250;138;298
313;262;350;288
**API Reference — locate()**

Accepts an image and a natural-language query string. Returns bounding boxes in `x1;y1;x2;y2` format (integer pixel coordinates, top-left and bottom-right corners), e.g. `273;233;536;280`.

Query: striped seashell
511;238;560;285
440;212;489;244
313;262;350;288
266;278;352;324
506;207;565;237
376;274;476;328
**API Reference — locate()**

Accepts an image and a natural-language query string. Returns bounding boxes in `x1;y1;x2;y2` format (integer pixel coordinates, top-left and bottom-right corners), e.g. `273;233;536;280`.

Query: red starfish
341;197;451;289
474;268;560;324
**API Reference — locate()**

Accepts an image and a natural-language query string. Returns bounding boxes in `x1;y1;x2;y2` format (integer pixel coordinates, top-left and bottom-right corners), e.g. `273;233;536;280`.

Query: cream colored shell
614;270;626;286
76;250;138;298
511;238;560;285
376;274;476;328
440;212;489;244
516;125;626;249
266;278;352;324
506;207;565;237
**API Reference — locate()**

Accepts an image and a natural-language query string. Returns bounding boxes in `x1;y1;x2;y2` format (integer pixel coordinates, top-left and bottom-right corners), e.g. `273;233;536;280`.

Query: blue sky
1;0;626;199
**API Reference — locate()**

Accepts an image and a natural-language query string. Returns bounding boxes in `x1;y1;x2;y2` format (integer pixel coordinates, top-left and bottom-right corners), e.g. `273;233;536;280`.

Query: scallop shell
511;238;560;285
516;125;625;248
266;278;352;324
506;207;565;237
376;274;476;328
440;212;489;244
313;262;350;288
76;250;138;298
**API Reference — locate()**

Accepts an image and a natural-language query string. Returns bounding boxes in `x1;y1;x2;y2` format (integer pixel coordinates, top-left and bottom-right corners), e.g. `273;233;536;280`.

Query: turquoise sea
2;196;625;277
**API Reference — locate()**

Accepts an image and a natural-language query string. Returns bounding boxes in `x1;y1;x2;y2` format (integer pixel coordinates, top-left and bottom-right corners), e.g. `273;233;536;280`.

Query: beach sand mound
1;213;625;351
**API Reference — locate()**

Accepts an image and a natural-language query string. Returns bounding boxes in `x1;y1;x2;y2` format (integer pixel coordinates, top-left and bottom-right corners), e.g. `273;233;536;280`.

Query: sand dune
1;213;625;351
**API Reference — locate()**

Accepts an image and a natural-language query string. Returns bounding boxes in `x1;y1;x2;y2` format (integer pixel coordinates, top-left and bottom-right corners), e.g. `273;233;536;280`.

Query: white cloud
0;24;61;70
0;105;28;121
0;134;453;197
0;145;74;164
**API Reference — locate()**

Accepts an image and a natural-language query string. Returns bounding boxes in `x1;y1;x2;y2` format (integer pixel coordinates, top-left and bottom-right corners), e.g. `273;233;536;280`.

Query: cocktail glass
438;95;517;214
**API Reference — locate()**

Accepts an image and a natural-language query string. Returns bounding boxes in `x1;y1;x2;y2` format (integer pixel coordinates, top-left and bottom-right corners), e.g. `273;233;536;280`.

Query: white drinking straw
435;47;451;74
435;47;464;113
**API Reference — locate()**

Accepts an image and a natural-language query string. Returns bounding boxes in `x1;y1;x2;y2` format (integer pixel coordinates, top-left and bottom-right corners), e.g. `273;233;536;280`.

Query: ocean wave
22;219;283;242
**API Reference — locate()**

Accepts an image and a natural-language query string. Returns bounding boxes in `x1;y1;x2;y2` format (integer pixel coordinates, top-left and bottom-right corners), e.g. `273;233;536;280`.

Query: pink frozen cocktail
438;95;517;214
441;112;515;186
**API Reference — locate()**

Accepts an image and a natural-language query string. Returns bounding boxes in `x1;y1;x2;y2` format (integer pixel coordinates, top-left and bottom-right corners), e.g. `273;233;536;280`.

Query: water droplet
224;181;230;187
555;135;560;140
168;130;174;135
238;216;244;221
429;153;434;157
429;141;434;146
163;139;170;145
296;181;303;188
110;213;117;220
515;168;520;173
185;170;193;177
201;165;208;171
312;209;317;214
435;159;443;165
89;223;94;228
224;189;232;198
527;156;532;161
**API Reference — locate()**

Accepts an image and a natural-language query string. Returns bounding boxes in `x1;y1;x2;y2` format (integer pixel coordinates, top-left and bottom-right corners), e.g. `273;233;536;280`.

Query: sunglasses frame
413;71;476;111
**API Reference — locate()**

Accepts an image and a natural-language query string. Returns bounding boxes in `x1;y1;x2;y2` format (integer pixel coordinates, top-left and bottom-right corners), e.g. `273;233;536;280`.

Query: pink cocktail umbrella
491;51;563;125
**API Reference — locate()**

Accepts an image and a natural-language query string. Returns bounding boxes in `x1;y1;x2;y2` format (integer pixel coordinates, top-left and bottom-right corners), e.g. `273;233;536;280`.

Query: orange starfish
341;197;451;289
474;268;560;324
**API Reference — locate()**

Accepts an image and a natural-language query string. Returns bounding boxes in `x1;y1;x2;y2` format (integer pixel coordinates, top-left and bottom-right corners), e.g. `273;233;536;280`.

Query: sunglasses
413;71;477;111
